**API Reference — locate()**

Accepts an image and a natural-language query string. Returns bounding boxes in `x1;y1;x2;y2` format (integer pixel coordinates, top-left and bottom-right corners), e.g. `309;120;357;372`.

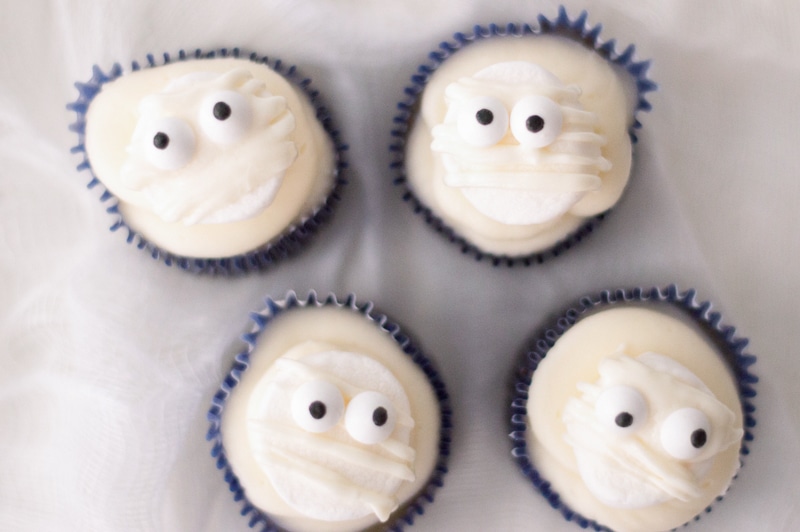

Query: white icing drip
429;61;610;226
119;68;298;226
248;419;415;481
439;168;603;190
562;352;744;509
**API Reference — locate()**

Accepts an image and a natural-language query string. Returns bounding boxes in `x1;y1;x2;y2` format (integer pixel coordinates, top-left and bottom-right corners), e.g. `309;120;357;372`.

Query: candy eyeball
595;385;648;435
290;380;345;433
198;89;253;145
456;96;509;147
510;95;563;148
143;116;196;170
345;391;397;445
660;407;711;460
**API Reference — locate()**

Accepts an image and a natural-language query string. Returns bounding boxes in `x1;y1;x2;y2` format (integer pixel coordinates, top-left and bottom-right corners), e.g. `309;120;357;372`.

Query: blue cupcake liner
509;284;758;531
67;48;348;276
207;291;452;531
390;7;657;267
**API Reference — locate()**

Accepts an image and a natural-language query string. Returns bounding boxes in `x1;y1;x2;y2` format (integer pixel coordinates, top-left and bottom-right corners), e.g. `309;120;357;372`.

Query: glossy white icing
527;307;744;532
406;35;634;255
85;58;335;258
221;307;441;532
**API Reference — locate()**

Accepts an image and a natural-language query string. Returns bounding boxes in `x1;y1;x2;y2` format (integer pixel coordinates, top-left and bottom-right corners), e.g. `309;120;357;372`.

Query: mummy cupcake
510;286;757;531
393;9;655;265
68;49;346;274
207;292;451;531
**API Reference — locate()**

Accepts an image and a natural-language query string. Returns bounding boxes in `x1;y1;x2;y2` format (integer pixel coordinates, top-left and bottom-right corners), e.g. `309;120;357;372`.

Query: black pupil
153;132;170;150
475;108;494;125
308;401;326;420
372;407;388;427
691;429;707;448
526;115;545;133
615;412;634;428
213;101;232;121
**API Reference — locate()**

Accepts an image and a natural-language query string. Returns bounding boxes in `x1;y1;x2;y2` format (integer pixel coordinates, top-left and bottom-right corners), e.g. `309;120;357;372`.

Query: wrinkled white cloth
1;1;798;531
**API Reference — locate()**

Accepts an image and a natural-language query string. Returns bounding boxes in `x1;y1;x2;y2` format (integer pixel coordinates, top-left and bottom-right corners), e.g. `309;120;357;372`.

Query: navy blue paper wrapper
68;49;348;276
390;7;657;267
207;291;452;531
509;285;758;531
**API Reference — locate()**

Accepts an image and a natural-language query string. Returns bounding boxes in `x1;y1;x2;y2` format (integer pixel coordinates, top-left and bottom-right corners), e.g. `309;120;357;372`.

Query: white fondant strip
559;107;601;125
380;437;417;462
261;446;399;522
432;137;608;168
190;174;283;225
446;77;578;102
443;170;602;191
554;131;607;144
248;420;415;481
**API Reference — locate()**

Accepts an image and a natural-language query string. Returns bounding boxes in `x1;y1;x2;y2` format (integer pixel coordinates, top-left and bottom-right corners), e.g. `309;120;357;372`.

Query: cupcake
207;292;451;531
68;49;347;274
510;286;757;531
392;8;655;265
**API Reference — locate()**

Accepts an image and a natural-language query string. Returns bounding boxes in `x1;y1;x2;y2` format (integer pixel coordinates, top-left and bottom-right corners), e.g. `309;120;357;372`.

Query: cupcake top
395;11;654;264
70;51;344;272
511;288;756;532
209;294;450;531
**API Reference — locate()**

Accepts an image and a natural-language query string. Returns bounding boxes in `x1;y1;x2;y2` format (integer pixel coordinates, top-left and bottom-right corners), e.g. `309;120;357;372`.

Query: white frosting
527;307;744;532
562;352;743;509
120;68;297;226
406;35;635;255
85;58;335;258
221;306;441;532
247;348;414;522
431;62;608;226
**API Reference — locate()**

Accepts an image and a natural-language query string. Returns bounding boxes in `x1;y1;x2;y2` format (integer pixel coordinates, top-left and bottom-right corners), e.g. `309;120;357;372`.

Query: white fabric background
1;1;798;530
